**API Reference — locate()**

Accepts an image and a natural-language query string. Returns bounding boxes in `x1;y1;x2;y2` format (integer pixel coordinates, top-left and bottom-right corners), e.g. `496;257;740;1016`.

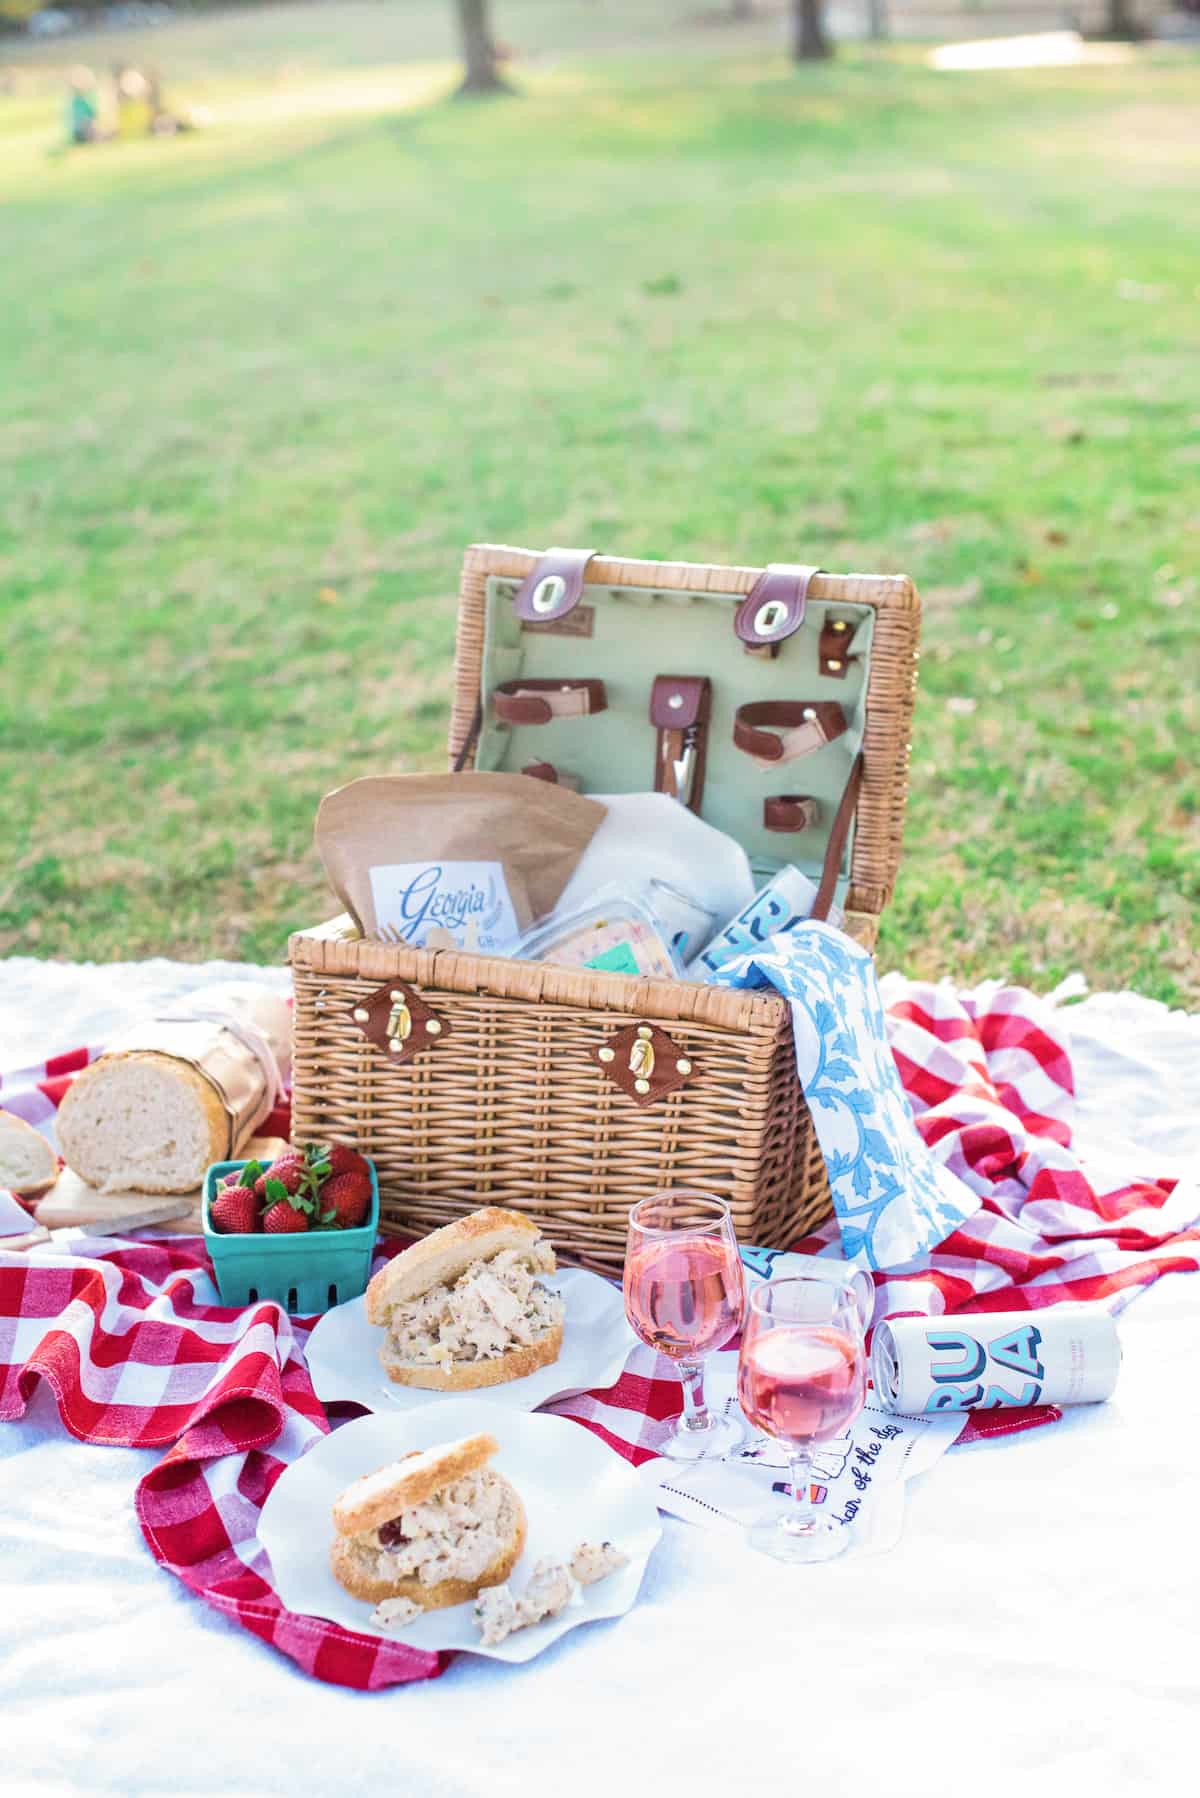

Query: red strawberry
210;1184;259;1234
254;1156;306;1201
263;1198;310;1234
319;1169;371;1229
323;1142;370;1180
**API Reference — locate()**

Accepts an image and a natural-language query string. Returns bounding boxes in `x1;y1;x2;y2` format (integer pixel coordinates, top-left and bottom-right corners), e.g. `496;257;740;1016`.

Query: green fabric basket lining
474;574;875;896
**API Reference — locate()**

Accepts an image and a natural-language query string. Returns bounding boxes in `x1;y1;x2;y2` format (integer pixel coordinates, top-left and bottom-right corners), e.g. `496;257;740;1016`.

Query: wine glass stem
786;1446;816;1533
678;1360;711;1433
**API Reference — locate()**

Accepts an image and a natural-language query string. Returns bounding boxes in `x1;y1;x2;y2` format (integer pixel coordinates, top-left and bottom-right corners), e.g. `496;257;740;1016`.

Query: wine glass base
650;1411;747;1463
745;1502;850;1564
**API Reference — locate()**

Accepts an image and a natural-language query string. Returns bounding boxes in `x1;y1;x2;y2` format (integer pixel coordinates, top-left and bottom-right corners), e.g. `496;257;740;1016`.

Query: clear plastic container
516;887;684;980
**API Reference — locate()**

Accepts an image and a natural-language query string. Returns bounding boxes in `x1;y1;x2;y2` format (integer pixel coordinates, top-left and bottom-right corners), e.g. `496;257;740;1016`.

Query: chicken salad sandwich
330;1431;525;1612
364;1207;564;1390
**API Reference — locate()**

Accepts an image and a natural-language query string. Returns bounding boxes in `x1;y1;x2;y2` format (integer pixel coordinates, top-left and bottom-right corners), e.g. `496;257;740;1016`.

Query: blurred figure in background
64;65;104;145
114;64;154;138
112;62;203;138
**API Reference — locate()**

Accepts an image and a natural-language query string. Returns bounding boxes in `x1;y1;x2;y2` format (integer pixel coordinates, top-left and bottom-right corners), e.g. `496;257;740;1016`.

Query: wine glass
737;1276;867;1563
623;1190;747;1461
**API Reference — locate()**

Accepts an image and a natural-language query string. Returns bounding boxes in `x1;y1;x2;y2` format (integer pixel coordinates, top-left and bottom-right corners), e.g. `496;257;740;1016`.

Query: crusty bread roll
379;1323;564;1392
365;1208;548;1322
330;1434;526;1611
0;1112;58;1196
334;1433;499;1533
55;1054;229;1195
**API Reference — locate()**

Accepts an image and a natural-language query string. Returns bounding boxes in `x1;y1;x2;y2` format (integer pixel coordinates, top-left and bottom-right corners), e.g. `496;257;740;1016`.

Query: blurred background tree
454;0;507;94
794;0;832;58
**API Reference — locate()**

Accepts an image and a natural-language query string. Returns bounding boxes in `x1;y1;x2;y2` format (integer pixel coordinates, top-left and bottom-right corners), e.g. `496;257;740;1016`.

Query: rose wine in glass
623;1190;747;1461
737;1276;866;1563
624;1235;743;1360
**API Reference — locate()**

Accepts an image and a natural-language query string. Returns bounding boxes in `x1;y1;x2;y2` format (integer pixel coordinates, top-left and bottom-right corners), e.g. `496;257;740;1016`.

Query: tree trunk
730;1;755;17
866;0;888;39
454;0;506;95
1105;0;1136;36
792;0;832;60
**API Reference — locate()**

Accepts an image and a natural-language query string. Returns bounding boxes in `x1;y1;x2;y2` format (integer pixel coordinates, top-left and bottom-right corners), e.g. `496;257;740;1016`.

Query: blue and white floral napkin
710;921;979;1269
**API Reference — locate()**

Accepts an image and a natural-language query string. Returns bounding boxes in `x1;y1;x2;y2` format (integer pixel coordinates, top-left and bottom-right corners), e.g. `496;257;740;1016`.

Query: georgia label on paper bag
871;1308;1122;1415
368;863;521;955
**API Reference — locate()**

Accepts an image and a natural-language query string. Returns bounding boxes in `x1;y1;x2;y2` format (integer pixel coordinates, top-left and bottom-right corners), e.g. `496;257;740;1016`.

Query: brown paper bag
315;771;606;949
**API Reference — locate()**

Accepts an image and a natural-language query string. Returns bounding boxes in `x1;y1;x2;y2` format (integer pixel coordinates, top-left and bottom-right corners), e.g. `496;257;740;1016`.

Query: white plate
259;1398;662;1662
305;1266;637;1414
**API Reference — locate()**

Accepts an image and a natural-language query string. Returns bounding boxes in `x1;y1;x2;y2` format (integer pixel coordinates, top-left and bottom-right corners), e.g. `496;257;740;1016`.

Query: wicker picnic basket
289;544;921;1273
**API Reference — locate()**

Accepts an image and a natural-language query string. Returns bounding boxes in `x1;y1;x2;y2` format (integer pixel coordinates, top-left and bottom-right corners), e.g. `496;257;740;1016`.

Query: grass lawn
1;5;1197;1002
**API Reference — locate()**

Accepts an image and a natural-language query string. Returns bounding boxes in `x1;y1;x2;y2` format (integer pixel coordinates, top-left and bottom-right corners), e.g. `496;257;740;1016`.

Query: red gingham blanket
1;979;1197;1691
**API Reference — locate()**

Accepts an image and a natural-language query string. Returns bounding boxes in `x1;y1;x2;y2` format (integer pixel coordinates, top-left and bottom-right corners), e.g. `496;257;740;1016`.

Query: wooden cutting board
34;1137;289;1236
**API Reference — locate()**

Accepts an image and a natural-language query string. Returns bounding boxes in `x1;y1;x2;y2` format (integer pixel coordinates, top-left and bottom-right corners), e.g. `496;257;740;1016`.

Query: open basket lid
446;544;920;922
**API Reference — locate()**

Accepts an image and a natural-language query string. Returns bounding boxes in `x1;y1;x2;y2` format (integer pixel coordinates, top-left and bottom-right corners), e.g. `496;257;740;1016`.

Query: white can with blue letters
871;1306;1121;1414
689;864;843;978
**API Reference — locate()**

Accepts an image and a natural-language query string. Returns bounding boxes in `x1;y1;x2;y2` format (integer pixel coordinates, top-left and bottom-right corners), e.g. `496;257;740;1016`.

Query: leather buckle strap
650;675;711;813
513;548;598;625
819;613;859;679
764;795;821;833
733;564;822;654
493;678;608;726
733;700;848;766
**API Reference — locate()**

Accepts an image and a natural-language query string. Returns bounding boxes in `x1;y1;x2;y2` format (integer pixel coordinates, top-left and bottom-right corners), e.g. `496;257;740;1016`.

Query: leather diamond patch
349;981;450;1067
593;1022;695;1108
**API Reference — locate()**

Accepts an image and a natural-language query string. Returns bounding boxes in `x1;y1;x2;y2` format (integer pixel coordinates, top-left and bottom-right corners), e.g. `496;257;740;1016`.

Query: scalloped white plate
259;1398;661;1662
304;1266;637;1413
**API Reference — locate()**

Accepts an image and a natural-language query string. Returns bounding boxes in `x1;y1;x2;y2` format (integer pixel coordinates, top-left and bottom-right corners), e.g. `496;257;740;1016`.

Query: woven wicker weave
289;545;921;1272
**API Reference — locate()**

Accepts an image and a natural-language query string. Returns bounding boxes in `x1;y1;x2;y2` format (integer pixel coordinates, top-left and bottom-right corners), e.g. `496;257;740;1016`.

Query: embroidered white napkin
643;1349;965;1556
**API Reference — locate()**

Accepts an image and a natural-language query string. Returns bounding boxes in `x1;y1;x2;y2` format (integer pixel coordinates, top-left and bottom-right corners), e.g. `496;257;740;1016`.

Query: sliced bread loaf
55;1053;229;1194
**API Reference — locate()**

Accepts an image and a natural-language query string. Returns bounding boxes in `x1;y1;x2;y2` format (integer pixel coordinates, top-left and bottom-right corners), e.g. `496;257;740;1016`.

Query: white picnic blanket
2;959;1198;1796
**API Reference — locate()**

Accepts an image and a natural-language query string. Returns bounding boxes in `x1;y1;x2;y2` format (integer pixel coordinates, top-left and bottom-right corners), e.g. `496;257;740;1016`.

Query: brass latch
594;1021;695;1107
349;980;449;1066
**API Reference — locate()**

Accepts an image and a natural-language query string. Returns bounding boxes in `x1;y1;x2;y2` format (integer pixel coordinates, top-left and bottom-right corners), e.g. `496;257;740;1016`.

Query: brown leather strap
819;613;858;679
493;678;608;725
811;754;863;922
733;700;848;765
649;675;710;732
521;761;581;791
513;548;598;625
764;795;821;833
650;676;711;813
733;564;822;651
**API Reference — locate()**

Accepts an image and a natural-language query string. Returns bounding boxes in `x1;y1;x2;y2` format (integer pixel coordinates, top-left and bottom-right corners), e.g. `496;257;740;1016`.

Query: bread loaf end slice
55;1053;229;1194
0;1112;58;1196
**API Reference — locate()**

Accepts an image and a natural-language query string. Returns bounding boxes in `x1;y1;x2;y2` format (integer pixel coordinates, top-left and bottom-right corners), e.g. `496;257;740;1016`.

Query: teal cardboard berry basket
203;1159;379;1314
